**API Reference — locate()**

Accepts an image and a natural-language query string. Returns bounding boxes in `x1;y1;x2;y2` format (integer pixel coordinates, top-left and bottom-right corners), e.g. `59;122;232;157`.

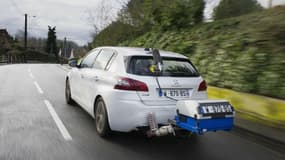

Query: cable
155;77;178;102
9;0;24;16
151;49;178;102
164;93;178;101
155;77;163;97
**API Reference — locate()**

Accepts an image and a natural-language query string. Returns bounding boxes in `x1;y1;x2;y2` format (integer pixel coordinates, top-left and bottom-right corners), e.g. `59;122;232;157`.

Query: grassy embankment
122;6;285;128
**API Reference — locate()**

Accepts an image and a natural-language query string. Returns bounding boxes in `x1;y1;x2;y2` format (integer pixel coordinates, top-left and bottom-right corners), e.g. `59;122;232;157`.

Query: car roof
96;46;188;59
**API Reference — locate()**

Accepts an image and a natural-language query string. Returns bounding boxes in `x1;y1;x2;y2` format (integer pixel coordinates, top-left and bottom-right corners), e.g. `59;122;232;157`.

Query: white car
65;47;207;137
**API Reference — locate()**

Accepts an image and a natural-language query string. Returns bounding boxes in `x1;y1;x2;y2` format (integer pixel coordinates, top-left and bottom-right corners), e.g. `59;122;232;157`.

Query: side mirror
76;58;83;68
68;59;78;68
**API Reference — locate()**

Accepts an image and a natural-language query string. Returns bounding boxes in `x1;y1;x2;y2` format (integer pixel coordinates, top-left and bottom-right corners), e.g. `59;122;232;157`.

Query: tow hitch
146;112;175;137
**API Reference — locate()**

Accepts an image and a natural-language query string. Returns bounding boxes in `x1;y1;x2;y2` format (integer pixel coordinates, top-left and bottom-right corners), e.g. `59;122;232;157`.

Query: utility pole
24;13;28;63
64;37;67;58
268;0;273;8
24;14;27;49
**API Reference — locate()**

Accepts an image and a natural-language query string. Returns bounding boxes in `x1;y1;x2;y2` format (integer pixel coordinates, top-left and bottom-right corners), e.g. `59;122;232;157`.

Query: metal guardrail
0;55;8;64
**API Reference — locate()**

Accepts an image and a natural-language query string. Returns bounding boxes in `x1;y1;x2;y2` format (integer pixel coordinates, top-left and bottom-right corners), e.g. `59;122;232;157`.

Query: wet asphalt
0;64;284;160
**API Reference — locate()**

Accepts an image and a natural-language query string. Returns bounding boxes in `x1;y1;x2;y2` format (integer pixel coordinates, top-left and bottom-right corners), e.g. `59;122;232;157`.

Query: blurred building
0;29;13;55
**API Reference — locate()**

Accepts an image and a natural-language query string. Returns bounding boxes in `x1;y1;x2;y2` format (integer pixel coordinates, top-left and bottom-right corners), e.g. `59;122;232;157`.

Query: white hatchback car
65;47;207;137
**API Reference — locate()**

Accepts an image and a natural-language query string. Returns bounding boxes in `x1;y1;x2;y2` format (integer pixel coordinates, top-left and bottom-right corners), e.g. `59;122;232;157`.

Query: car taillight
198;80;207;91
114;77;148;92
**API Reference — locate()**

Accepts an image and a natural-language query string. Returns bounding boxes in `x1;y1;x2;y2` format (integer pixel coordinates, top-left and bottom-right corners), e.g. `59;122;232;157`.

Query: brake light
198;80;207;91
114;77;148;92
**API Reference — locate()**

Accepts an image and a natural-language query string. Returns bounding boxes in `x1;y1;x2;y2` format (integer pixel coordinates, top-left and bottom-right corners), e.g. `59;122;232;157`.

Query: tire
95;98;111;137
65;79;76;105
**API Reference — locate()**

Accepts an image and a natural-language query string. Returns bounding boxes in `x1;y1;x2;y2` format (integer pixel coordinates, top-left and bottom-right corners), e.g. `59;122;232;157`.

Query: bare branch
87;0;128;36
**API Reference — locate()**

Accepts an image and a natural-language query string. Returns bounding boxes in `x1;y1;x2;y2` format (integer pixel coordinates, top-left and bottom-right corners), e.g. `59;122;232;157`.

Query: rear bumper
102;89;208;132
107;99;176;132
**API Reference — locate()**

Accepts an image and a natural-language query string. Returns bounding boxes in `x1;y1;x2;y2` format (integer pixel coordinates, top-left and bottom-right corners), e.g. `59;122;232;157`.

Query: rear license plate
162;89;191;98
200;103;233;114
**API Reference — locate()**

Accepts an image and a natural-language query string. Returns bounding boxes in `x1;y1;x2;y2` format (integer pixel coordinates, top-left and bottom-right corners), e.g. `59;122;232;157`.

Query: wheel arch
93;95;102;116
65;76;71;90
93;95;108;117
93;95;112;129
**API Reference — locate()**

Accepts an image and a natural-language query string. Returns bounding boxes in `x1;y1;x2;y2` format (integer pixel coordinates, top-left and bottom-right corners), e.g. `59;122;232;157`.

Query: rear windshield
127;56;200;77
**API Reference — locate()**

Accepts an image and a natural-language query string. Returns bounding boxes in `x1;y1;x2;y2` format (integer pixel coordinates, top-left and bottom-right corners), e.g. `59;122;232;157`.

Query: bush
125;6;285;99
213;0;263;20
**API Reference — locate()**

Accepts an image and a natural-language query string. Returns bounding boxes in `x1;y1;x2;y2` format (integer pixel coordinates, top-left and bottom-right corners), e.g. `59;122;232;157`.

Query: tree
213;0;263;20
143;0;205;30
15;30;47;52
118;0;150;29
169;0;205;28
0;29;13;56
92;21;141;47
88;0;116;37
46;26;58;60
92;0;151;47
91;0;205;47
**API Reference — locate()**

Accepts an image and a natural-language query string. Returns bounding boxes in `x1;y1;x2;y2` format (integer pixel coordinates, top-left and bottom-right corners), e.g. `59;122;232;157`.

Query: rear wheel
65;79;75;105
95;98;111;137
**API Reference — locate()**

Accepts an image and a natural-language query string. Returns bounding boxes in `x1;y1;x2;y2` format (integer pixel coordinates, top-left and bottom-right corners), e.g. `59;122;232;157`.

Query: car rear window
127;56;200;77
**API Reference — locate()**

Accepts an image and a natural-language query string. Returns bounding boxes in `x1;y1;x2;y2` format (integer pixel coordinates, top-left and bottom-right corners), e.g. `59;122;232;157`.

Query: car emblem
173;80;180;87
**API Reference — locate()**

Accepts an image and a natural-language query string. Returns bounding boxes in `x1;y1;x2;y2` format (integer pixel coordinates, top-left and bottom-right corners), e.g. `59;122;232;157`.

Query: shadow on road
70;102;210;159
67;102;285;160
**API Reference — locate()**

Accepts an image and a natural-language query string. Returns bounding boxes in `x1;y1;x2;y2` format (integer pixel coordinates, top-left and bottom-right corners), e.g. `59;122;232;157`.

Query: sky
1;0;285;46
0;0;126;46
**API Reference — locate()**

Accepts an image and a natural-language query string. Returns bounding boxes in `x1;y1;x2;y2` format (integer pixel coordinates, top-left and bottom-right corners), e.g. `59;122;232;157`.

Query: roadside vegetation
0;27;80;63
213;0;263;20
91;0;285;100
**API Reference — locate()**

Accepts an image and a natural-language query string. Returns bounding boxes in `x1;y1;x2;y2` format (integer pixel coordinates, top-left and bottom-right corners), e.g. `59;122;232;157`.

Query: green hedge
123;6;285;99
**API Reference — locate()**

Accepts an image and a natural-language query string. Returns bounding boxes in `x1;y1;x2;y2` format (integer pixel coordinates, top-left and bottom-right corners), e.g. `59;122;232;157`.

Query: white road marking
44;100;72;141
30;73;34;79
34;81;43;94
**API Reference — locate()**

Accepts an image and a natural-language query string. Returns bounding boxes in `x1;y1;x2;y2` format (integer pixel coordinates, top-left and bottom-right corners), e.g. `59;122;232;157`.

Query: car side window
93;49;115;70
80;50;100;68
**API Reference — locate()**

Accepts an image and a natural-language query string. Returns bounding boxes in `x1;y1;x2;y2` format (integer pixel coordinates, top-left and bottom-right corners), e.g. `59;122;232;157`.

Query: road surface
0;64;284;160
